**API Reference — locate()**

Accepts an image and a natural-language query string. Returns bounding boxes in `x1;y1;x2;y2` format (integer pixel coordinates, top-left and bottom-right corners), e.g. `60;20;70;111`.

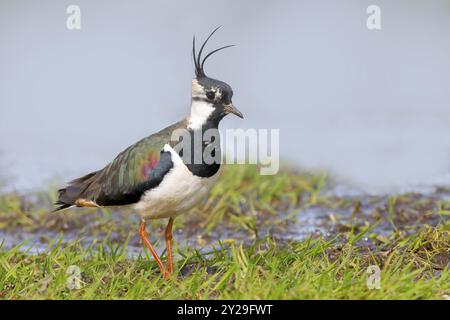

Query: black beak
224;103;244;119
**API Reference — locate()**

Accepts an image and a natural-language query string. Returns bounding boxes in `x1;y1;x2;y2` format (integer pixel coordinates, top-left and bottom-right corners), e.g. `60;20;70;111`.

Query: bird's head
189;27;243;129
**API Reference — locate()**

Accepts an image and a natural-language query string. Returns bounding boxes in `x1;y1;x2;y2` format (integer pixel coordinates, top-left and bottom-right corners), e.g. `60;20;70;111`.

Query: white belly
133;144;220;219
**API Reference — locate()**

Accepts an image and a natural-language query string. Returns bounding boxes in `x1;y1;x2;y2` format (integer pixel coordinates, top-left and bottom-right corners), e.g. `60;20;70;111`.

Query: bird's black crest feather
192;26;234;78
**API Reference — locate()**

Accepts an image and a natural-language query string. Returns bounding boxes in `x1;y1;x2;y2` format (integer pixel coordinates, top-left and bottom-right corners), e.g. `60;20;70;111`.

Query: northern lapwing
54;27;243;278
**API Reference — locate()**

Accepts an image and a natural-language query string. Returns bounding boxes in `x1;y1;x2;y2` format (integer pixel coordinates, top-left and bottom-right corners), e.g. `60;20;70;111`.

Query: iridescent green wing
92;120;186;205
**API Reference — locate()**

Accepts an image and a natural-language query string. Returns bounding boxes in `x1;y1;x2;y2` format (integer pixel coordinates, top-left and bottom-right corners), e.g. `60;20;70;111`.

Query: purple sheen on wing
140;152;160;178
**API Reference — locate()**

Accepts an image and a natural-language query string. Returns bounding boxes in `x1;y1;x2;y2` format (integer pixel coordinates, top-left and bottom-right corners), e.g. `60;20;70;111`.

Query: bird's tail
53;171;98;212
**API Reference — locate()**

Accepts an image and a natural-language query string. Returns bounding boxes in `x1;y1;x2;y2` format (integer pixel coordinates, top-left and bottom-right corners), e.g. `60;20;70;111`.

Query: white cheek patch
188;100;215;130
191;79;204;99
213;88;222;103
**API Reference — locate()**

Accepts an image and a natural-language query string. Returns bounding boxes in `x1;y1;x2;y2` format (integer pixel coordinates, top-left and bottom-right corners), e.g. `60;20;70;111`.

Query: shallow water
1;1;450;194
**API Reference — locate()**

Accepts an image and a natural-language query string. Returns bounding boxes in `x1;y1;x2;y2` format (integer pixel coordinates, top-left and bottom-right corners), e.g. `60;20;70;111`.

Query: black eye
206;91;215;100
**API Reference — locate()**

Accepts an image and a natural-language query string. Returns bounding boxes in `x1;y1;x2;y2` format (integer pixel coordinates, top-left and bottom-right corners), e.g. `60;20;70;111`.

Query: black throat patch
180;113;222;178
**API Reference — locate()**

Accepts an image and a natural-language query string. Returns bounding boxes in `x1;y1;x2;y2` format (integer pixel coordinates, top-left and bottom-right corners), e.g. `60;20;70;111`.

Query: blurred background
1;0;450;193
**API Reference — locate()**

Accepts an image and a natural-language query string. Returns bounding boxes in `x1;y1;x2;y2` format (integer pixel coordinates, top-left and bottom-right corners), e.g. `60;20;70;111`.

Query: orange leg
165;217;175;275
138;219;168;278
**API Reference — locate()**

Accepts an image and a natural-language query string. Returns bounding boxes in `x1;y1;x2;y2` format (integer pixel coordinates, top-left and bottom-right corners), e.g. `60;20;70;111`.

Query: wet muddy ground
1;180;448;257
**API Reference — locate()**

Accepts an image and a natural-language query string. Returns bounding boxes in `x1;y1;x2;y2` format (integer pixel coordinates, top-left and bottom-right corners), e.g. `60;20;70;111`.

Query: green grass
0;225;448;299
0;164;449;299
